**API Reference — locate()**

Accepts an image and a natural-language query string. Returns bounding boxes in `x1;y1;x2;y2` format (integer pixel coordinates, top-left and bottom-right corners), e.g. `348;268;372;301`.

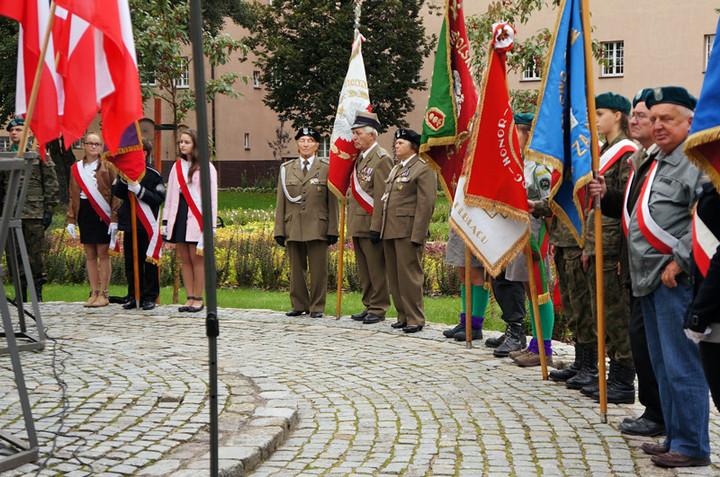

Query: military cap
632;88;654;108
513;113;534;126
351;111;381;130
395;128;421;146
645;86;697;111
6;117;24;131
595;92;631;115
294;126;321;142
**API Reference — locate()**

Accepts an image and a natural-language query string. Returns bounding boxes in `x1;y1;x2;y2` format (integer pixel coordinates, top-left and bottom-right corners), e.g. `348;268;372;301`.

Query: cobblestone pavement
0;302;718;476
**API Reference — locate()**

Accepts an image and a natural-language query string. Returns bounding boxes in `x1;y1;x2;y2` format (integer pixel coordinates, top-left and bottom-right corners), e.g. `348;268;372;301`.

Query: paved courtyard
0;302;718;476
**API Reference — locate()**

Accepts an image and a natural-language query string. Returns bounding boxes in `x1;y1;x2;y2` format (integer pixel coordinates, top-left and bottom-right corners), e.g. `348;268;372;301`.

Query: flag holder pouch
0;152;40;470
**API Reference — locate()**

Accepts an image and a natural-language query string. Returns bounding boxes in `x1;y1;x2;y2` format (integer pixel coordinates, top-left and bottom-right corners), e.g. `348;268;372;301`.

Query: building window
705;34;715;72
244;133;250;150
174;57;190;89
253;71;261;89
521;56;541;81
317;136;330;159
600;41;624;77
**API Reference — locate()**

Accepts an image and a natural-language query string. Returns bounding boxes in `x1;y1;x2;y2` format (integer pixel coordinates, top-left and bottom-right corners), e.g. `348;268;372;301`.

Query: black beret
351;111;381;131
632;88;654;108
513;113;534;126
645;86;697;111
395;128;421;146
294;126;321;142
6;118;24;131
595;92;631;115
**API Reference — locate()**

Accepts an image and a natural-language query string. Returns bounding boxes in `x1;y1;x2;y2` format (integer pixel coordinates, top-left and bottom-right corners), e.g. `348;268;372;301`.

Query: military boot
493;324;525;357
485;331;506;348
566;347;598;390
550;345;583;382
34;284;43;302
593;362;636;404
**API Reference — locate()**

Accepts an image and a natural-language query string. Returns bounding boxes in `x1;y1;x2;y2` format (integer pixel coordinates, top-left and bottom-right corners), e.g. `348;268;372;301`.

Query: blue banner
526;0;592;246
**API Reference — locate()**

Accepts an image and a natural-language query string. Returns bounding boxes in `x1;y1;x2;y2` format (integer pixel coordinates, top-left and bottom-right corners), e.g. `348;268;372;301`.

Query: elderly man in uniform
347;111;393;324
2;118;59;302
274;127;339;318
623;87;708;468
381;129;436;333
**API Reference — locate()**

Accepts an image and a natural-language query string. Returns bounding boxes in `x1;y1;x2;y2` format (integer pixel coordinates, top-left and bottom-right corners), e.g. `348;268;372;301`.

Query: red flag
1;0;63;148
102;122;146;183
55;0;142;154
419;0;478;200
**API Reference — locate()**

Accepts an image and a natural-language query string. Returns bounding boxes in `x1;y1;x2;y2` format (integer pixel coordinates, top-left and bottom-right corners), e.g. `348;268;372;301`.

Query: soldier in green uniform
579;93;636;402
2;118;60;302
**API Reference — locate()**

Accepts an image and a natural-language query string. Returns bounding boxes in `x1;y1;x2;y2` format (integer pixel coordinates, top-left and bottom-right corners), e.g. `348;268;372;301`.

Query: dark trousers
629;291;663;424
491;270;526;326
124;229;160;302
699;341;720;413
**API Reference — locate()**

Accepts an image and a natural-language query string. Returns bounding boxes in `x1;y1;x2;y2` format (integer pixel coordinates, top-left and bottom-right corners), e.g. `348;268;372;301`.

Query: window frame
600;40;624;78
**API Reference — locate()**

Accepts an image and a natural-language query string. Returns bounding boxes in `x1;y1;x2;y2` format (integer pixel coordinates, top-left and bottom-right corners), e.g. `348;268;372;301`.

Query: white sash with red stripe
351;167;374;213
599;139;637;174
622;168;634;237
72;161;119;253
176;160;206;252
135;194;162;263
636;161;679;254
693;204;719;277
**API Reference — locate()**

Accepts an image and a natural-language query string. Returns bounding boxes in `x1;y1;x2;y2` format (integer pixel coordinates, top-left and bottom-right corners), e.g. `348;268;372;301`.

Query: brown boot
514;351;553;367
84;290;99;307
92;290;109;307
509;348;528;360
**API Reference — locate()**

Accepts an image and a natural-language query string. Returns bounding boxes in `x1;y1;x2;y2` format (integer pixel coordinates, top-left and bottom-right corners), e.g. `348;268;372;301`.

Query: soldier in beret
381;129;436;333
274;127;339;318
576;92;637;402
1;118;59;302
347;111;393;324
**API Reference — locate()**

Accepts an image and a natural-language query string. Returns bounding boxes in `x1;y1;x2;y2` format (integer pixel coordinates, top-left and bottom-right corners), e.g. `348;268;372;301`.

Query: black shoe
286;310;307;316
485;332;506;348
581;382;599;396
619;417;665;437
351;311;369;321
443;323;465;338
403;325;423;333
363;313;385;324
493;324;524;357
109;295;130;304
391;321;407;329
566;347;599;390
186;303;204;313
123;300;138;310
592;362;635;404
310;312;323;318
454;327;482;341
142;301;156;310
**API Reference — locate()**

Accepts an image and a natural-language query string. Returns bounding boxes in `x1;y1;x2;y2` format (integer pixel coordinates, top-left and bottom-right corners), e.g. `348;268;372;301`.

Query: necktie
303;160;309;175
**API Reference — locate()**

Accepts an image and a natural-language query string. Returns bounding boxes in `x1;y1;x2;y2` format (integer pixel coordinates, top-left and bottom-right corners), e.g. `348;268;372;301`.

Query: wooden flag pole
129;194;141;306
464;249;472;349
335;201;346;319
525;242;548;379
581;0;607;422
17;1;58;157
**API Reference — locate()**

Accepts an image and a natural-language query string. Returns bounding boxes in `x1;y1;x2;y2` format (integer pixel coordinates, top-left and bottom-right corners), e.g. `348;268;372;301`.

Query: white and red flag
450;23;530;276
328;32;371;201
55;0;143;154
0;0;64;148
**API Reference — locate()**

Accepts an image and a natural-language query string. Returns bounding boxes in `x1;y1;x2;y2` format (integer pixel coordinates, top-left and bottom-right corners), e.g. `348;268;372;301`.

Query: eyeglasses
84;142;102;147
630;112;649;120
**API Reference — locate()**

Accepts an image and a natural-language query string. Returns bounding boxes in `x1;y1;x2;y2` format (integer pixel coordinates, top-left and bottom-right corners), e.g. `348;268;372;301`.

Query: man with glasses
1;118;59;302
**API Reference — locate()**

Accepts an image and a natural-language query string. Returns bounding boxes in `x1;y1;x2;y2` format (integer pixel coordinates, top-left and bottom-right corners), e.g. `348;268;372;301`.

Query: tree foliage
243;0;434;133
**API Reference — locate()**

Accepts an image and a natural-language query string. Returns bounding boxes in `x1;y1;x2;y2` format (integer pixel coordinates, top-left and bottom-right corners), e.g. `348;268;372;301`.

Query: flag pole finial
354;0;362;30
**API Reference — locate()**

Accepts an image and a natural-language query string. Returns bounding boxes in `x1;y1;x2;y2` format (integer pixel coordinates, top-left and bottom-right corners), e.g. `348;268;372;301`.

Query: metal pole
189;1;220;474
464;249;472;349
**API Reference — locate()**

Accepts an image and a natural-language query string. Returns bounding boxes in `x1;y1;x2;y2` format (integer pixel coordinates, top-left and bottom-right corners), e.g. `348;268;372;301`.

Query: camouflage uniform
1;149;60;287
583;134;634;367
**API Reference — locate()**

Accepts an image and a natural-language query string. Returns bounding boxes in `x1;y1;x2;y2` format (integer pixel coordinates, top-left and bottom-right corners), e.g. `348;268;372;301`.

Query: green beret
595;92;631;115
6;118;24;131
295;126;321;142
395;128;421;146
632;88;654;108
514;113;534;126
645;86;697;111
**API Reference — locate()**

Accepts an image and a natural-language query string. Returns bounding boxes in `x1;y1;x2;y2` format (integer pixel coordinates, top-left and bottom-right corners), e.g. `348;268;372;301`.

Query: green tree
243;0;434;133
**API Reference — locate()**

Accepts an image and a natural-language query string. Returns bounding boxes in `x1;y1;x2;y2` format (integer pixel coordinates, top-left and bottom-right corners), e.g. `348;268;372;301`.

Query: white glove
684;327;712;344
108;222;118;236
66;223;77;239
128;181;141;195
161;225;168;237
197;232;204;251
109;229;118;250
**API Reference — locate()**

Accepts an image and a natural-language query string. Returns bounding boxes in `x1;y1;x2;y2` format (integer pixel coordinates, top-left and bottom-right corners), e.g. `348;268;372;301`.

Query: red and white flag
55;0;143;154
0;0;64;148
328;32;371;201
450;23;529;276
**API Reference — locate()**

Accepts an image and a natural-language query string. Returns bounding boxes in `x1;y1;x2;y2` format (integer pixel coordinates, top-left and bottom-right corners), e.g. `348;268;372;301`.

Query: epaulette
418;157;427;164
280;159;294;168
320;157;330;164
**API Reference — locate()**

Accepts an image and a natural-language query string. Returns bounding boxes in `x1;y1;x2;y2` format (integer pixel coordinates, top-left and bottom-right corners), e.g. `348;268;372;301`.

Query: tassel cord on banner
525;242;548;379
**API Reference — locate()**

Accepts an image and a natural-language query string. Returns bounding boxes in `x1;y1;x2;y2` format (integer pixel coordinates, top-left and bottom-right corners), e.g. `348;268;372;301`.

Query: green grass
30;284;505;331
218;191;276;211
